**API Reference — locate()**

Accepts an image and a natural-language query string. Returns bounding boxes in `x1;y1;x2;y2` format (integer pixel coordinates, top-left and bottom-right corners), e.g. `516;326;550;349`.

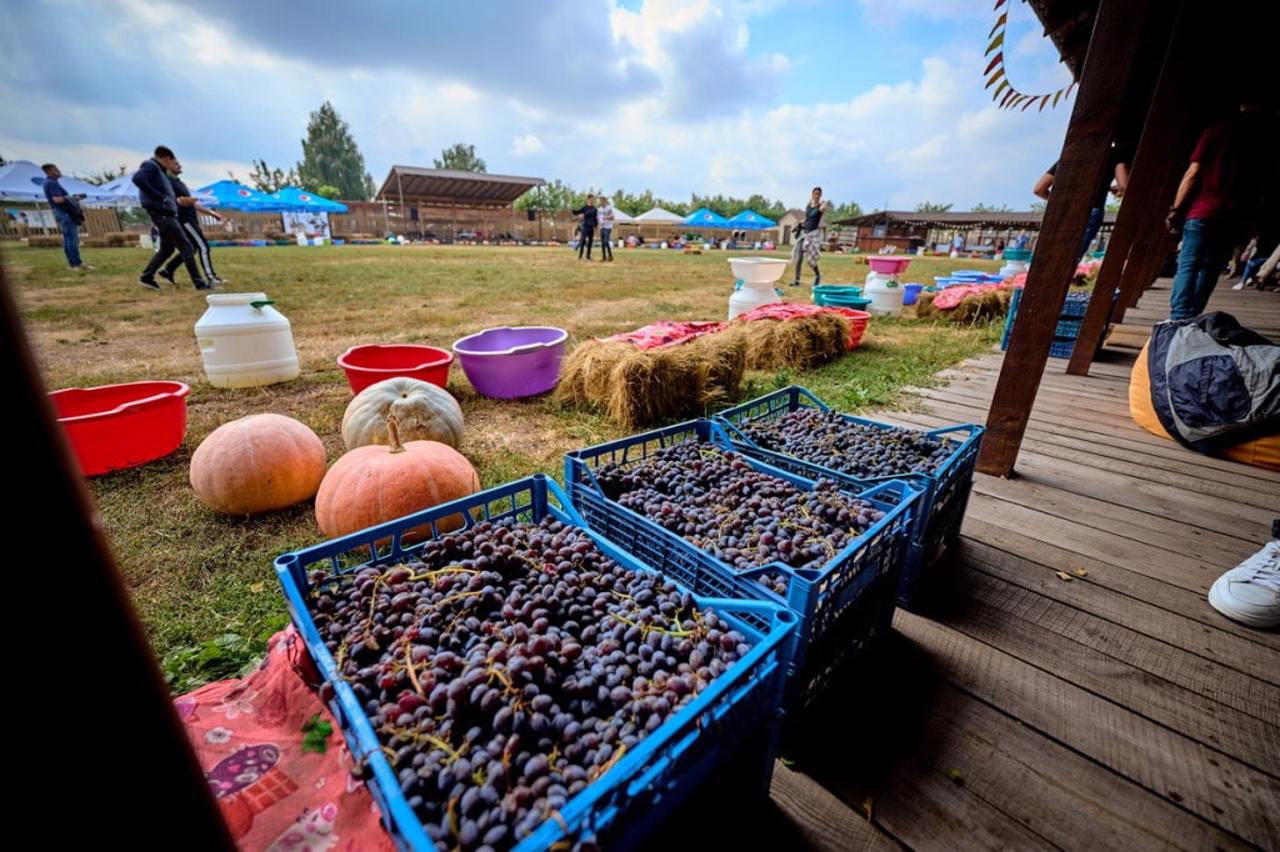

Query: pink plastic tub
868;256;912;275
50;381;191;476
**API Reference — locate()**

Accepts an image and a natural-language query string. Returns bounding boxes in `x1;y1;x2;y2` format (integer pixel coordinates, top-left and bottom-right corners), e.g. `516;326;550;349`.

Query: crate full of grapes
714;386;982;608
564;420;921;711
275;474;796;852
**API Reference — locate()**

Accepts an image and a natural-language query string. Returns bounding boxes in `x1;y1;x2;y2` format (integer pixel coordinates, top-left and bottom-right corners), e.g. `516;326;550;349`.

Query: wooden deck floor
758;281;1280;850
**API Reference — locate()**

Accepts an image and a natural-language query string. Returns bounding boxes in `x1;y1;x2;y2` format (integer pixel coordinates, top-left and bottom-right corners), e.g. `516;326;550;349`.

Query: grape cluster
592;442;884;596
737;409;952;479
308;517;747;852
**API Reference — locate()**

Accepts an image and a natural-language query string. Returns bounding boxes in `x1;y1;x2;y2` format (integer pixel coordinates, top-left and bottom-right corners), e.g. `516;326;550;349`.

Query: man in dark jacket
134;145;208;291
160;159;224;286
572;194;598;260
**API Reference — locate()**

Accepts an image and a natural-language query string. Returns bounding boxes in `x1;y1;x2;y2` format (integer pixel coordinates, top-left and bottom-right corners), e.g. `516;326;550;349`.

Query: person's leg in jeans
579;228;594;259
1078;206;1104;261
1190;218;1235;316
1170;218;1209;320
56;212;83;268
600;228;612;261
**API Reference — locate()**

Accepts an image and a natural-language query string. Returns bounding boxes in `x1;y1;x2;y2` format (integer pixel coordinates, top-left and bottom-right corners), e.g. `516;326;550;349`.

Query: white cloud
511;134;546;156
0;0;1072;210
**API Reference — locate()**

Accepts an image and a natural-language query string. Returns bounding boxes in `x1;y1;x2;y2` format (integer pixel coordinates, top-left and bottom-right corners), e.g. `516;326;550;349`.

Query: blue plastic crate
713;386;982;609
563;420;921;710
1001;288;1111;358
275;474;796;852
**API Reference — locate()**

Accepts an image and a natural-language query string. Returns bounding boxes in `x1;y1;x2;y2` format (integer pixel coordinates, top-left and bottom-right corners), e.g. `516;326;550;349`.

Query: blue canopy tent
684;207;732;228
727;210;776;230
268;187;348;214
196;180;289;211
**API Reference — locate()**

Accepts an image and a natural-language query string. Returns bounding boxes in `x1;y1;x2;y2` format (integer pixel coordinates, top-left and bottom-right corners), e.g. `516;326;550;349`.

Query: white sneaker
1208;541;1280;629
1231;280;1245;290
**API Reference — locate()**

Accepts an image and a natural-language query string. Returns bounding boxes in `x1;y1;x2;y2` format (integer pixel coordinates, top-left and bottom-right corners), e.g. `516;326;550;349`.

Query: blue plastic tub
950;270;986;280
902;283;923;305
564;421;920;709
714;387;982;609
275;474;796;852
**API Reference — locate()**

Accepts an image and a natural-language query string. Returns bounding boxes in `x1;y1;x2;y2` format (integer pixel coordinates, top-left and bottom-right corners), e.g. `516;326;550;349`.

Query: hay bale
915;288;1014;324
737;312;849;370
555;333;748;429
26;236;62;248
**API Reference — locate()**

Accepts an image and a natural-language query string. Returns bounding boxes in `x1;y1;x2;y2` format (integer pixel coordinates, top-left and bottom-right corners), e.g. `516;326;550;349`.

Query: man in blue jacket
41;164;93;271
133;145;209;291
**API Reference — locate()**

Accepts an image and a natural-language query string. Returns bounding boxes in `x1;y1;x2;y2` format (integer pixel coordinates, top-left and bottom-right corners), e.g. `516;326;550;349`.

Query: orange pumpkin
190;413;327;515
315;417;480;539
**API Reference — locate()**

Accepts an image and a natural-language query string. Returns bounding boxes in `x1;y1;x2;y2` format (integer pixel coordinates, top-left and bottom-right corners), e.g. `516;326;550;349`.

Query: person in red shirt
1166;99;1276;319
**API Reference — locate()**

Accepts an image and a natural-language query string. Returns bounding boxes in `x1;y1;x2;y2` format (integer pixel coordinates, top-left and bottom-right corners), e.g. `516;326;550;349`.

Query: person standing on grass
41;164;93;271
790;186;829;287
572;194;598;260
161;159;225;286
134;145;209;291
1166;98;1277;319
597;197;615;262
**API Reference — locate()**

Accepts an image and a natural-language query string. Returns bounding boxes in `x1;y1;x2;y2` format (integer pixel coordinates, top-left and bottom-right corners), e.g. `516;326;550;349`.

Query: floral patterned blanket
177;628;395;852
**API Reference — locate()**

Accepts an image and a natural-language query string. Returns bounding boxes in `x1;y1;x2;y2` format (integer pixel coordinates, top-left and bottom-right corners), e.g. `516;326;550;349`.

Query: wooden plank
968;475;1267;582
903;685;1254;851
915;402;1280;527
978;0;1161;476
769;764;902;852
963;494;1251;600
883;404;1280;486
957;526;1280;704
894;612;1280;848
910;394;1280;489
823;745;1058;851
948;567;1280;776
887;409;1279;492
956;509;1279;654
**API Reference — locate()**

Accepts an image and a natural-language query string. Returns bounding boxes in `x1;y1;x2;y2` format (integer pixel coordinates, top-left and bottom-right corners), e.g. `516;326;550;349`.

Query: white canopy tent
633;206;685;224
0;160;127;205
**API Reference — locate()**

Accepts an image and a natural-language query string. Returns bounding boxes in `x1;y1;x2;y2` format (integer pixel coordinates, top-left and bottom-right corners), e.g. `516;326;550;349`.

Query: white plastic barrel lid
206;292;273;308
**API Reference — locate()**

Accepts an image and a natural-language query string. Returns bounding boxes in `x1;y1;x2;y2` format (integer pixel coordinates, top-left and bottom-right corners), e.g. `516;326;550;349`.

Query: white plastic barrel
864;272;904;317
194;293;300;388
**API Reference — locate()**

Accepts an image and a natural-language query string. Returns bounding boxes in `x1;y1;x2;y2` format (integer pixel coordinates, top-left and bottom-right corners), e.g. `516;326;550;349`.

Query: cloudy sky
1;0;1074;210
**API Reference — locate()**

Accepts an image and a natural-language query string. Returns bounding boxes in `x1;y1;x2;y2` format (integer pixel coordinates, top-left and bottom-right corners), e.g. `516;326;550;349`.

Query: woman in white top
597;198;616;262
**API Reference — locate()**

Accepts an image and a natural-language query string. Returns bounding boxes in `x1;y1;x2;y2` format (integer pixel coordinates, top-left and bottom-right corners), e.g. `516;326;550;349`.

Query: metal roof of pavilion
375;166;544;206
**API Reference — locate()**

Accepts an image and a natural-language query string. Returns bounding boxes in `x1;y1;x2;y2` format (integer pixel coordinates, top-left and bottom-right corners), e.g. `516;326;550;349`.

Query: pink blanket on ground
176;628;396;851
600;304;868;350
932;282;1010;310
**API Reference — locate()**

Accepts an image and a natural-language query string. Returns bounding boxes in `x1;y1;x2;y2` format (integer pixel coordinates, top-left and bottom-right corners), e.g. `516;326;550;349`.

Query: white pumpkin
341;377;464;450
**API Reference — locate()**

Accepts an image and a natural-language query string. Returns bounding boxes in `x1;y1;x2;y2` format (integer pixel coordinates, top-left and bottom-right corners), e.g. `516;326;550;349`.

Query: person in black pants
133;145;208;291
572;194;598;260
161;159;225;286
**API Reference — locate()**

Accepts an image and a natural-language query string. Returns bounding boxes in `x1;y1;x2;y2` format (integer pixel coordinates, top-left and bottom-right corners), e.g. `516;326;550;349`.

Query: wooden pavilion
373;166;544;241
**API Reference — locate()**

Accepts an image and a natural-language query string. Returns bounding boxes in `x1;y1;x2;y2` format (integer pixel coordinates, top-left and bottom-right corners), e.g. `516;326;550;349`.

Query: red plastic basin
337;344;454;394
49;381;191;476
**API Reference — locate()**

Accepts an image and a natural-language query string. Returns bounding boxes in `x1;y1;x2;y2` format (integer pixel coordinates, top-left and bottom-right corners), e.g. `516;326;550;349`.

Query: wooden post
978;0;1159;477
1067;1;1188;374
1;254;236;848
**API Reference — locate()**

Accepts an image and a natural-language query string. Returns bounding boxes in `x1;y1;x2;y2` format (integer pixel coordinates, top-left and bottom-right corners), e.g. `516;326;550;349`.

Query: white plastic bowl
728;257;789;285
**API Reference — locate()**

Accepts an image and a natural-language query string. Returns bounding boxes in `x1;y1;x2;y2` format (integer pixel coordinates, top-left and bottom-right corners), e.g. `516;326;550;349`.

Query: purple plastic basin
452;326;568;399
